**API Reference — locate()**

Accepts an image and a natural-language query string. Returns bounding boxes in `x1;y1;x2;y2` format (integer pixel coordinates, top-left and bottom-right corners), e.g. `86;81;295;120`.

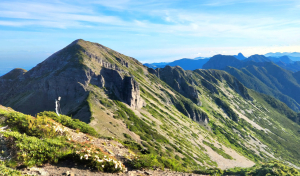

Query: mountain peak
0;68;27;80
203;54;241;70
234;53;246;60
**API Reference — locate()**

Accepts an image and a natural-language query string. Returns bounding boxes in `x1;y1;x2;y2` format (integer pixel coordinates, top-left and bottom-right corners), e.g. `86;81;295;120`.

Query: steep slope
1;40;300;173
203;55;300;112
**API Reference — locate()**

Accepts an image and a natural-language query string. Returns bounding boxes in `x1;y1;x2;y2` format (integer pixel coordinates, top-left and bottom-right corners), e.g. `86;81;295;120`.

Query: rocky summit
0;39;300;175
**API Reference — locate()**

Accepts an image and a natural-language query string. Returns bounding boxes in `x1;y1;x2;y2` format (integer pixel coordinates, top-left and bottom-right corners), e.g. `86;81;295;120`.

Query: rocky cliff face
89;68;143;109
0;39;144;121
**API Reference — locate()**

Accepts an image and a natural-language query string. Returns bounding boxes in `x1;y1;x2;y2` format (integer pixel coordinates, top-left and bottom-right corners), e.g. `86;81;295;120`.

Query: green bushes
123;133;132;140
130;154;186;172
5;111;58;138
37;111;98;137
2;131;73;167
193;161;300;176
1;130;126;172
0;161;21;175
194;168;224;176
2;110;98;138
224;161;300;176
100;99;114;108
0;109;126;173
130;154;163;169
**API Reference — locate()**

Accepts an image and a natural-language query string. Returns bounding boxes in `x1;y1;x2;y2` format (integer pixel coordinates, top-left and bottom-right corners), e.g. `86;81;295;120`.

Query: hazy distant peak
234;53;246;60
0;68;27;80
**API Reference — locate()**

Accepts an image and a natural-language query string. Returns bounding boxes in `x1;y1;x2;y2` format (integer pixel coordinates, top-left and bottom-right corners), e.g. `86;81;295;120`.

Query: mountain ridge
203;55;300;112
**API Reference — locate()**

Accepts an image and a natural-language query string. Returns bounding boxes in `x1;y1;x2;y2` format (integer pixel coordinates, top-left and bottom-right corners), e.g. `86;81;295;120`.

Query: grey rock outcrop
156;66;202;105
90;68;143;109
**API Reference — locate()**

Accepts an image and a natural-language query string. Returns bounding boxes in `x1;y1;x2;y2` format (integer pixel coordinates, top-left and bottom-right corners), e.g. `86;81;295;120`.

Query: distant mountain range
144;57;209;70
265;52;300;57
203;54;300;112
143;53;300;112
144;52;300;72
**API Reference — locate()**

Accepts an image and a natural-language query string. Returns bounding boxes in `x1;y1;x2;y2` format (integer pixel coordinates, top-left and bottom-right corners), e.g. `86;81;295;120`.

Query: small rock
144;171;152;175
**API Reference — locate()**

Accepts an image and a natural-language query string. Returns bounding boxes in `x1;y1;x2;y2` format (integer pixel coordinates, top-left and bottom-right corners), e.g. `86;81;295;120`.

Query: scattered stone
144;171;152;175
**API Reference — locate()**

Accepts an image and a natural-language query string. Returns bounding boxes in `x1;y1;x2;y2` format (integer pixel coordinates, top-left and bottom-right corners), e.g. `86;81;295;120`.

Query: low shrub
2;131;73;167
0;109;126;173
37;111;98;137
0;161;21;175
130;154;163;170
224;161;300;176
75;146;126;172
5;111;63;138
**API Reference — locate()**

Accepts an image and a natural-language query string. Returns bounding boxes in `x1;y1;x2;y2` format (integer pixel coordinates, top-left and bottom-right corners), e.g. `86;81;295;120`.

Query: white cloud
1;0;300;63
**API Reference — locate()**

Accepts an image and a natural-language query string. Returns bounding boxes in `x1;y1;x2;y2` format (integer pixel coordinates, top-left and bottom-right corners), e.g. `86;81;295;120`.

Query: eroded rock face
122;77;144;109
156;66;202;105
90;68;143;109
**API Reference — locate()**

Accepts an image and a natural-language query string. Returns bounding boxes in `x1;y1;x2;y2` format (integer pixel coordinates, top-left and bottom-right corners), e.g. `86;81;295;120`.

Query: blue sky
1;0;300;75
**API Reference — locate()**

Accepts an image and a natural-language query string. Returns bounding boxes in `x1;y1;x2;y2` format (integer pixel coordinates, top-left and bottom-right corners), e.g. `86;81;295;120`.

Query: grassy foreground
0;108;299;175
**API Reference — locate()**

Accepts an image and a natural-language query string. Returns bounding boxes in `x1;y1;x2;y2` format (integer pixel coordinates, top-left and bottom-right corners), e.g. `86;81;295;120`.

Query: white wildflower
84;154;89;160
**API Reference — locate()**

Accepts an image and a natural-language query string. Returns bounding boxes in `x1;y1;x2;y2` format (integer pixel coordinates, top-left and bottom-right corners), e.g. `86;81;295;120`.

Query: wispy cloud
0;0;300;63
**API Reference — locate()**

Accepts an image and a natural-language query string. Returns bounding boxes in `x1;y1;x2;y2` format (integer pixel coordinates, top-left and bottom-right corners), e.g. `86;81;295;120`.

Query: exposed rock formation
156;66;202;106
90;68;143;109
